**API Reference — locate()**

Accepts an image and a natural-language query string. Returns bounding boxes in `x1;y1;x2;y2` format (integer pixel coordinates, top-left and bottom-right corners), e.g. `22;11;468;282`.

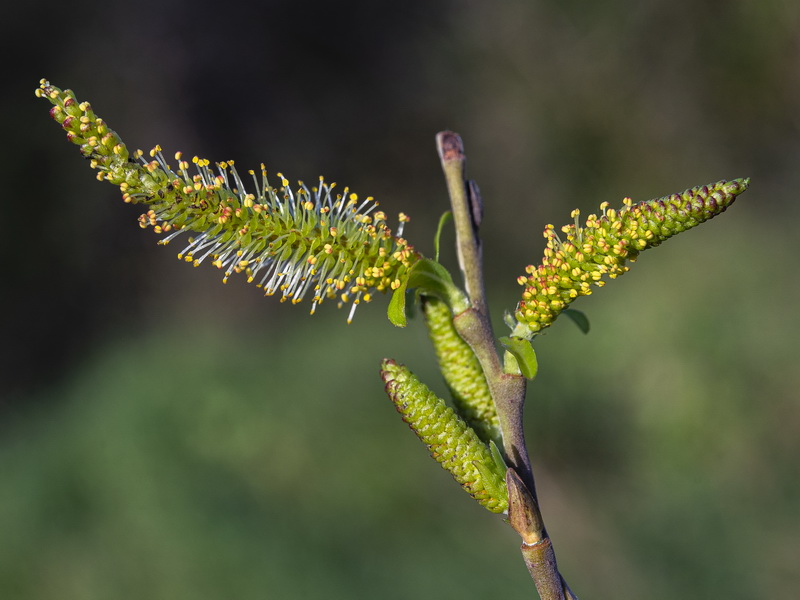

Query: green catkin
514;179;749;337
380;359;508;513
422;297;500;445
35;79;420;321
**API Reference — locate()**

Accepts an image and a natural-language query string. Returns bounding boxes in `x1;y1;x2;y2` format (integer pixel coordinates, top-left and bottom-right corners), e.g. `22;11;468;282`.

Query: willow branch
435;131;534;488
436;131;574;599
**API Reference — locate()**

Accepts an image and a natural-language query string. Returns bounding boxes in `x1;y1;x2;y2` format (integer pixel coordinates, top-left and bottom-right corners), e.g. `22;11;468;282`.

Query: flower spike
380;359;508;513
36;80;420;321
421;297;500;444
513;179;749;338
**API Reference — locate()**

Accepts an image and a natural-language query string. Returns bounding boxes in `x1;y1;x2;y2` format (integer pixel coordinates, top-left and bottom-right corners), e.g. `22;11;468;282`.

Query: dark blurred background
2;1;799;598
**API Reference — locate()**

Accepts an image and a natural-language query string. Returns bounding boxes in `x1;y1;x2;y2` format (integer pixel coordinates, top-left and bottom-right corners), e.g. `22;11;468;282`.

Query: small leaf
434;211;453;263
388;279;410;327
489;440;507;474
474;460;506;504
406;258;459;301
499;336;539;379
563;308;590;334
388;258;468;327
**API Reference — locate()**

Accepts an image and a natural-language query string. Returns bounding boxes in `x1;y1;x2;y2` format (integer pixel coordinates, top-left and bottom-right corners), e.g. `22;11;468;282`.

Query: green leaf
407;258;458;299
474;460;506;504
489;440;507;474
499;336;539;380
387;279;410;327
563;308;590;334
387;258;467;327
433;211;453;263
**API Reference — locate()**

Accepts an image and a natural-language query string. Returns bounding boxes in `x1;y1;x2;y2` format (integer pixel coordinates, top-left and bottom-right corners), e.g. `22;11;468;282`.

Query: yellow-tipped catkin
380;359;508;513
36;80;419;321
422;297;500;444
514;179;749;337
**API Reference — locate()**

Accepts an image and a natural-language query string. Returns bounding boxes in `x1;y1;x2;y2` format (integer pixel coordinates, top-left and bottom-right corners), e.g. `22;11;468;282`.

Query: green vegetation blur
3;1;799;598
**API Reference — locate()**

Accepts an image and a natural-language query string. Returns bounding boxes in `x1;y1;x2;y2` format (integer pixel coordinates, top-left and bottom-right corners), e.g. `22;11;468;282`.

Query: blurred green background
2;1;799;598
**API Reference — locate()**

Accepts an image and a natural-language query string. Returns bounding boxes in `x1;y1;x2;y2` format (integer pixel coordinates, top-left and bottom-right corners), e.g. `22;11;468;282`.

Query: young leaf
387;278;411;327
499;336;539;380
434;211;453;263
563;308;590;334
489;440;507;474
387;258;467;327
